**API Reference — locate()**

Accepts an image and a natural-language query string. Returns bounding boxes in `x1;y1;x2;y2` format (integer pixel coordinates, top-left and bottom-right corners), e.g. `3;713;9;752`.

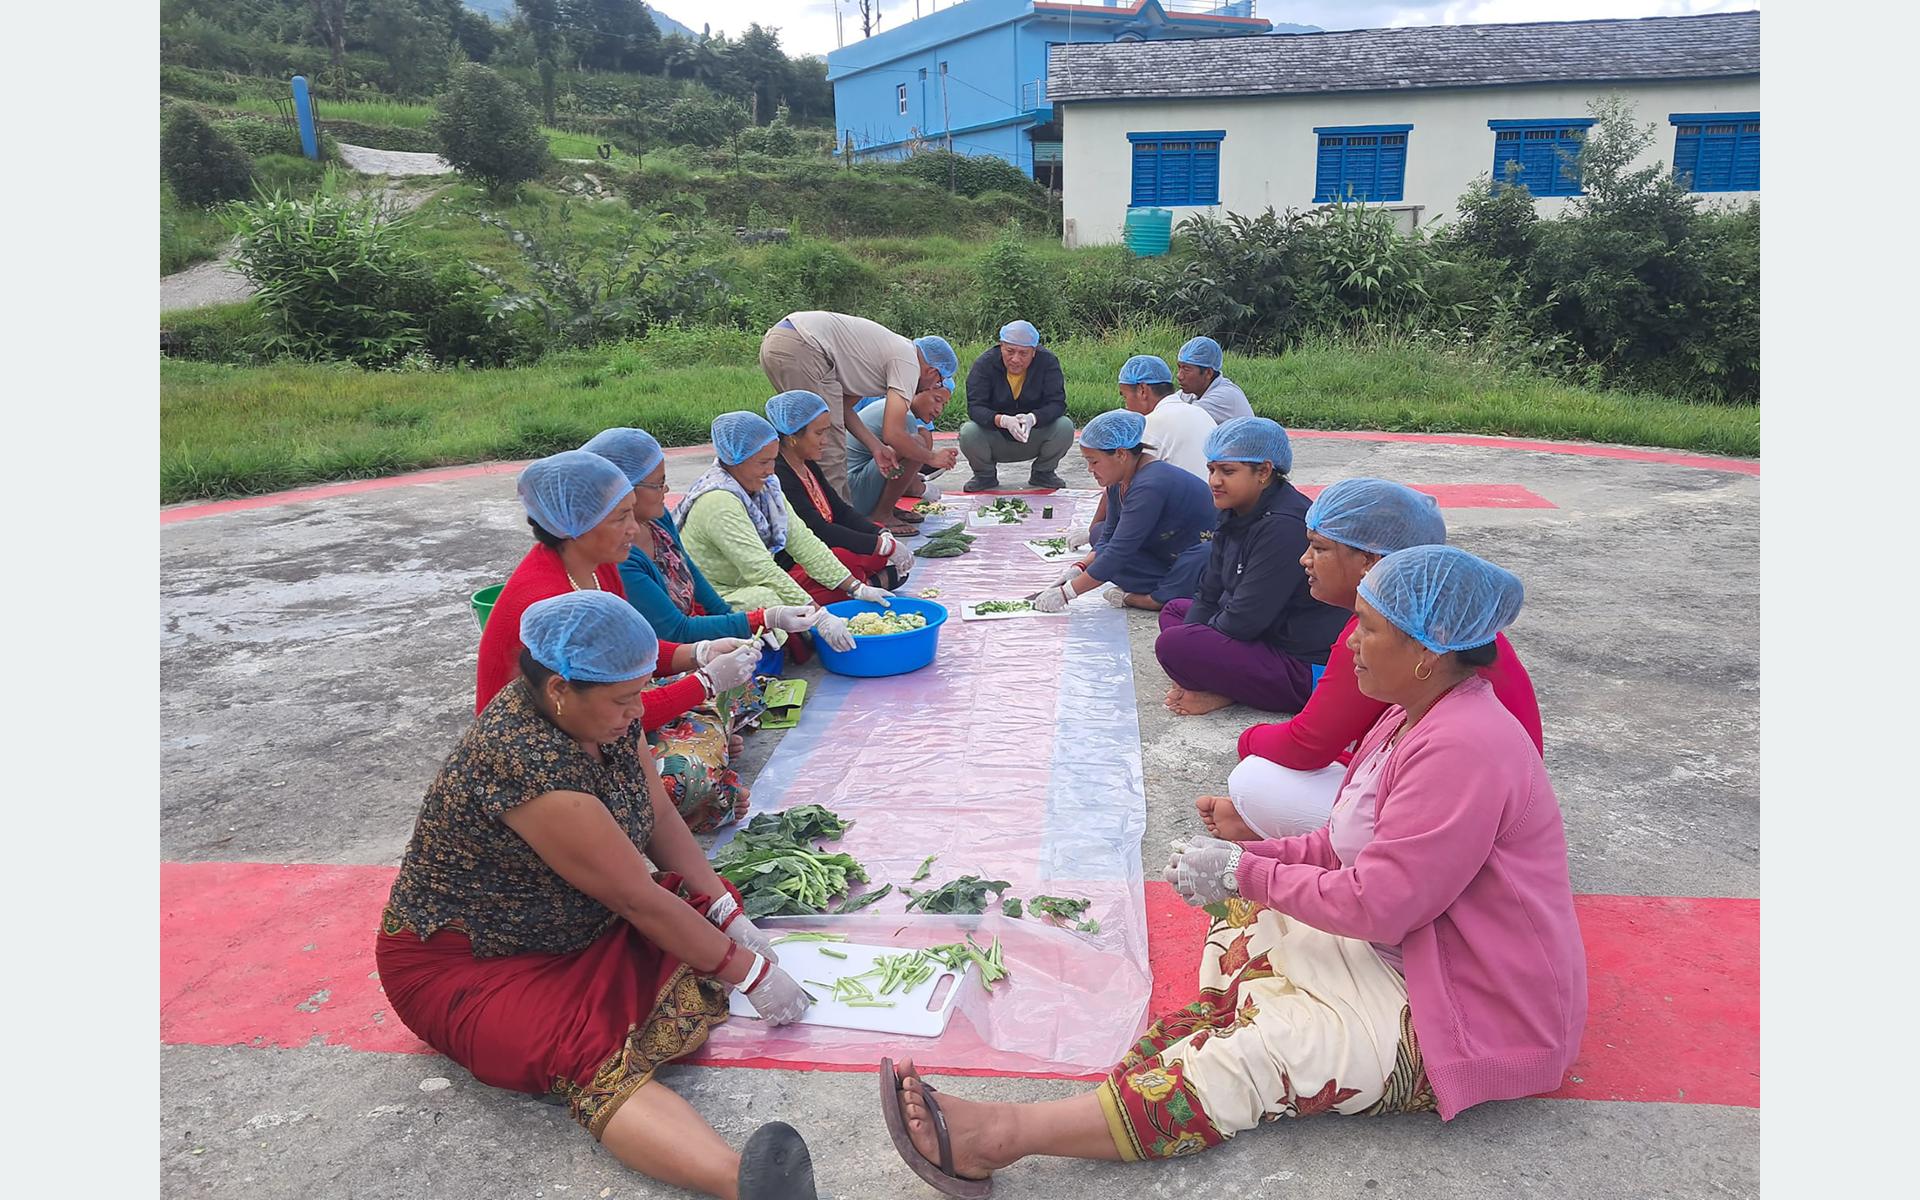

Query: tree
563;0;662;73
309;0;348;70
730;23;786;124
354;0;453;95
431;63;553;192
162;105;255;206
858;1;882;38
518;0;562;124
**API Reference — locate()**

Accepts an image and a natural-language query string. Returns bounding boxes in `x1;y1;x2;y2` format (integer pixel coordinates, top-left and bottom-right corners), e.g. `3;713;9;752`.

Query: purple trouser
1154;599;1315;714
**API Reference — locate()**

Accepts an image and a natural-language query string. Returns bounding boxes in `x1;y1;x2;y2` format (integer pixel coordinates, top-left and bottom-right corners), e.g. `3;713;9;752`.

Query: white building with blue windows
826;1;1272;184
1045;11;1759;246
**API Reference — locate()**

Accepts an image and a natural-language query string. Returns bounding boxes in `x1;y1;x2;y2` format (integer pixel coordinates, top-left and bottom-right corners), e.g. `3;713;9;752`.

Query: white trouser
1227;756;1348;840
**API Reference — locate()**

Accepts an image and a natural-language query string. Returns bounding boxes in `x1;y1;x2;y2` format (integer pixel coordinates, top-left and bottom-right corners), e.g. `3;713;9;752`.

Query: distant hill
459;2;700;43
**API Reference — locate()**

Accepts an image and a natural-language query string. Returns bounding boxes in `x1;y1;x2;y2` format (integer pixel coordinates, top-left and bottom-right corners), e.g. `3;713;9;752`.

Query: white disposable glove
1065;524;1093;550
996;413;1032;444
1104;586;1130;609
876;530;898;557
696;642;759;695
693;636;752;667
1032;581;1075;614
852;583;893;606
740;955;812;1026
1164;836;1244;907
887;538;915;573
1054;565;1086;587
762;604;823;634
707;891;779;961
1016;413;1037;442
813;611;858;652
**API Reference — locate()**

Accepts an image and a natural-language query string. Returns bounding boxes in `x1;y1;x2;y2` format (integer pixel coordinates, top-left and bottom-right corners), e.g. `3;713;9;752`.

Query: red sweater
474;544;706;728
1237;617;1543;769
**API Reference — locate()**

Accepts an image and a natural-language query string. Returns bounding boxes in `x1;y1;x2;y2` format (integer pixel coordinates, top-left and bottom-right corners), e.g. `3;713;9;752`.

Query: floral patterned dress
1096;897;1435;1161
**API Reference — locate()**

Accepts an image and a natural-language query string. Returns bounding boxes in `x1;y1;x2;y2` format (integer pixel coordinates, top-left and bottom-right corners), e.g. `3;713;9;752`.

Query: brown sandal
878;1057;993;1197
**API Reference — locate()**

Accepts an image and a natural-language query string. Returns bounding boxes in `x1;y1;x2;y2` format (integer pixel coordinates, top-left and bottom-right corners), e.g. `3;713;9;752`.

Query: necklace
566;567;601;592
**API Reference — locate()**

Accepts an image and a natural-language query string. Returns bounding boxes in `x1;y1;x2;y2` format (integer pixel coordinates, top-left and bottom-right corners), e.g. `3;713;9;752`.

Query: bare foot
1169;688;1234;717
1123;593;1165;611
732;785;752;824
1194;795;1260;841
1165;685;1189;711
896;1059;1002;1181
728;733;745;757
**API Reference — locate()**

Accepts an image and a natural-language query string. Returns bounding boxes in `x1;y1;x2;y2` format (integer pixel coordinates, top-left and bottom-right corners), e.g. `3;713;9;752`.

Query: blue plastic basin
812;597;948;678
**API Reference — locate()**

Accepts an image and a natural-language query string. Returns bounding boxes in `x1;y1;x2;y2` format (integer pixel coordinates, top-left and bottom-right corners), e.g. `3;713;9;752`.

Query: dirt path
161;144;455;316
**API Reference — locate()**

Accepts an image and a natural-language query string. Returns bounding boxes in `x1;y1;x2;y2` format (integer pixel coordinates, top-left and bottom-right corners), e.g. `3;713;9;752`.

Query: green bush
665;95;751;149
1058;246;1158;337
229;184;470;365
431;64;552;192
161;184;231;274
160;65;238;103
161;302;274;364
732;238;878;328
1161;208;1321;352
1306;201;1448;332
899;150;1044;200
213;116;337;162
973;223;1064;338
163;106;254;207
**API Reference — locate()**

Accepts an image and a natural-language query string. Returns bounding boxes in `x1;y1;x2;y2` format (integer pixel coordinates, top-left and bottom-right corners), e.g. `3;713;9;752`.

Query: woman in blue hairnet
581;428;832;832
1197;479;1544;841
477;449;770;832
876;547;1583;1192
764;390;919;599
381;592;820;1200
676;413;890;658
1031;410;1216;613
1158;417;1349;718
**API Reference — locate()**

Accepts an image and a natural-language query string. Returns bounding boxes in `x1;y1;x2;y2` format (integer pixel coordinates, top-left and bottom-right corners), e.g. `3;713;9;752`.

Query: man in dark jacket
958;320;1075;492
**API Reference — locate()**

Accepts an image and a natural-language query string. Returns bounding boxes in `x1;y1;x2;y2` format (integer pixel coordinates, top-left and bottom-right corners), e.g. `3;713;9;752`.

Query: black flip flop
878;1058;993;1197
738;1121;819;1200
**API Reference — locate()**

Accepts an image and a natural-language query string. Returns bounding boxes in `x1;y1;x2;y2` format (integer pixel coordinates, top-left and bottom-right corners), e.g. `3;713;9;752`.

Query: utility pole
940;60;954;191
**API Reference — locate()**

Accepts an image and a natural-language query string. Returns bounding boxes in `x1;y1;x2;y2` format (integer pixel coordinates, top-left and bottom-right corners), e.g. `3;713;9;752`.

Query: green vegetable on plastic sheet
833;883;894;914
1029;894;1097;932
926;935;1011;993
771;932;850;946
904;875;1011;915
973;599;1034;615
1034;537;1070;554
979;497;1033;524
911;501;951;516
712;804;867;918
1000;896;1024;918
915;524;977;559
911;855;938;883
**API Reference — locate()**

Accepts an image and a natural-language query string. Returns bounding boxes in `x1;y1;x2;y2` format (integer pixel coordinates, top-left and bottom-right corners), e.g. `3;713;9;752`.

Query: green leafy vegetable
974;599;1034;615
904;875;1011;914
912;855;938;883
833;883;894;914
712;805;866;917
1030;894;1100;935
926;935;1011;992
1001;896;1024;918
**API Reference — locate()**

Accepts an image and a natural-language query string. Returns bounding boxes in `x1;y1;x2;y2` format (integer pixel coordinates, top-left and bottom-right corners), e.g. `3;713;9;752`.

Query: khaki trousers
759;324;849;496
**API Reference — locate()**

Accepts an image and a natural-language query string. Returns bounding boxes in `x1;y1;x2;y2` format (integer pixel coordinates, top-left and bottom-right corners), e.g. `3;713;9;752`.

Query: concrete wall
1057;78;1760;246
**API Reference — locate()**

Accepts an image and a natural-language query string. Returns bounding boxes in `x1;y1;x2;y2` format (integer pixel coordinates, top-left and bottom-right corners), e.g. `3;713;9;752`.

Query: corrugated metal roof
1046;11;1759;102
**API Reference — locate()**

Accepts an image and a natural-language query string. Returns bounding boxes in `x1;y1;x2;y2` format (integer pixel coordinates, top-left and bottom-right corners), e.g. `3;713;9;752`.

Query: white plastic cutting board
726;941;975;1037
960;601;1072;621
1022;538;1078;562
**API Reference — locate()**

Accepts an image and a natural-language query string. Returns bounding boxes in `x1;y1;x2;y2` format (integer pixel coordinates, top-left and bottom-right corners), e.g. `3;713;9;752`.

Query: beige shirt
786;311;920;399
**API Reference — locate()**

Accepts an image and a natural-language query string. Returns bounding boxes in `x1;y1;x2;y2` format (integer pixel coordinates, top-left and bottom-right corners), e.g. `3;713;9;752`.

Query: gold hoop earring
1413;660;1434;682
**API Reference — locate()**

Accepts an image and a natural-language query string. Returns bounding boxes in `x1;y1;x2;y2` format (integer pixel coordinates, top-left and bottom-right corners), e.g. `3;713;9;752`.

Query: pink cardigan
1235;676;1586;1120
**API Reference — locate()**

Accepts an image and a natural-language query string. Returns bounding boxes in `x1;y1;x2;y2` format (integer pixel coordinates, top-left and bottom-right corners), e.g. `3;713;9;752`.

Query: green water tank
1123;207;1173;256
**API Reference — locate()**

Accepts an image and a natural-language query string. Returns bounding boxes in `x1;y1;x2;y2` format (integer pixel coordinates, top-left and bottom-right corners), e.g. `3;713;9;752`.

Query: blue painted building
827;1;1270;185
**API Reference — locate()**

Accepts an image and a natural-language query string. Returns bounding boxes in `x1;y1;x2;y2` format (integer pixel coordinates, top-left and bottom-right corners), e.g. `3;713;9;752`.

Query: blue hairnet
915;335;958;391
517;450;632;539
999;320;1040;347
710;412;779;466
1081;409;1147;452
1357;545;1524;655
580;428;664;488
1177;336;1224;372
521;591;660;683
1305;478;1447;556
765;389;830;436
1204;416;1293;473
1117;354;1174;386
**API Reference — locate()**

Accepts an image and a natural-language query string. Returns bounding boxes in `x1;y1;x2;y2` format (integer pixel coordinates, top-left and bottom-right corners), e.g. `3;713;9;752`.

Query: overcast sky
666;0;1759;59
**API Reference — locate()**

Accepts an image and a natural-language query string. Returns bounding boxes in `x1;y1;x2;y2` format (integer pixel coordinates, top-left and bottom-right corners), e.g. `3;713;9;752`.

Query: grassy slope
160;329;1758;503
227;94;630;164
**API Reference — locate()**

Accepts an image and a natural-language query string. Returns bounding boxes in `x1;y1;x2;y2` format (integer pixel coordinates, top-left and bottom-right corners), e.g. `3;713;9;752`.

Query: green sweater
678;489;851;606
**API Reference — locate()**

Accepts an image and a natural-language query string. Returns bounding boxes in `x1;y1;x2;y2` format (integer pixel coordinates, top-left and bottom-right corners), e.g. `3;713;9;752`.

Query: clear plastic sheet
698;490;1152;1076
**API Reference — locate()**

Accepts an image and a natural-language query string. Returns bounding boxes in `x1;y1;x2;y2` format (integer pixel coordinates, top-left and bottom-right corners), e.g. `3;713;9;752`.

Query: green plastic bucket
471;584;505;632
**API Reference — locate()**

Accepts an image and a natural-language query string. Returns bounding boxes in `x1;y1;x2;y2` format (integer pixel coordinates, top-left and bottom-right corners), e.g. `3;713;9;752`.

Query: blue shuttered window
1670;112;1759;192
1127;131;1224;206
1488;119;1593;197
1313;125;1411;203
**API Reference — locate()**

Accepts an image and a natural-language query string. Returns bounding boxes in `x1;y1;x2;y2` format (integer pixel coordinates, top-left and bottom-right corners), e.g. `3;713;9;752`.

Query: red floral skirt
374;875;732;1138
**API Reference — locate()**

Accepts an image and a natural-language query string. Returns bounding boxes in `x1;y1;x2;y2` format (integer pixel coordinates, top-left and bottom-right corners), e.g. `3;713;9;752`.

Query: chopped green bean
819;947;849;959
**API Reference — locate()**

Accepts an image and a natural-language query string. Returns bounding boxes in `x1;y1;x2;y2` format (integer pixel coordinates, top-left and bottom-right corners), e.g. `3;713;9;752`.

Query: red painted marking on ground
1288;429;1759;476
1295;483;1555;509
161;862;1756;1106
161;431;1752;524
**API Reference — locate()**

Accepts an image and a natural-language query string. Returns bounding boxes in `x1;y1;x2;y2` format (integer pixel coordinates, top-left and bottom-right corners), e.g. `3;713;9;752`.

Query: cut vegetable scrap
904;875;1010;914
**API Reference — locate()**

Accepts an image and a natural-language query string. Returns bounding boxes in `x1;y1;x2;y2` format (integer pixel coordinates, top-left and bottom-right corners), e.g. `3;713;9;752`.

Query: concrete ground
160;434;1758;1199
